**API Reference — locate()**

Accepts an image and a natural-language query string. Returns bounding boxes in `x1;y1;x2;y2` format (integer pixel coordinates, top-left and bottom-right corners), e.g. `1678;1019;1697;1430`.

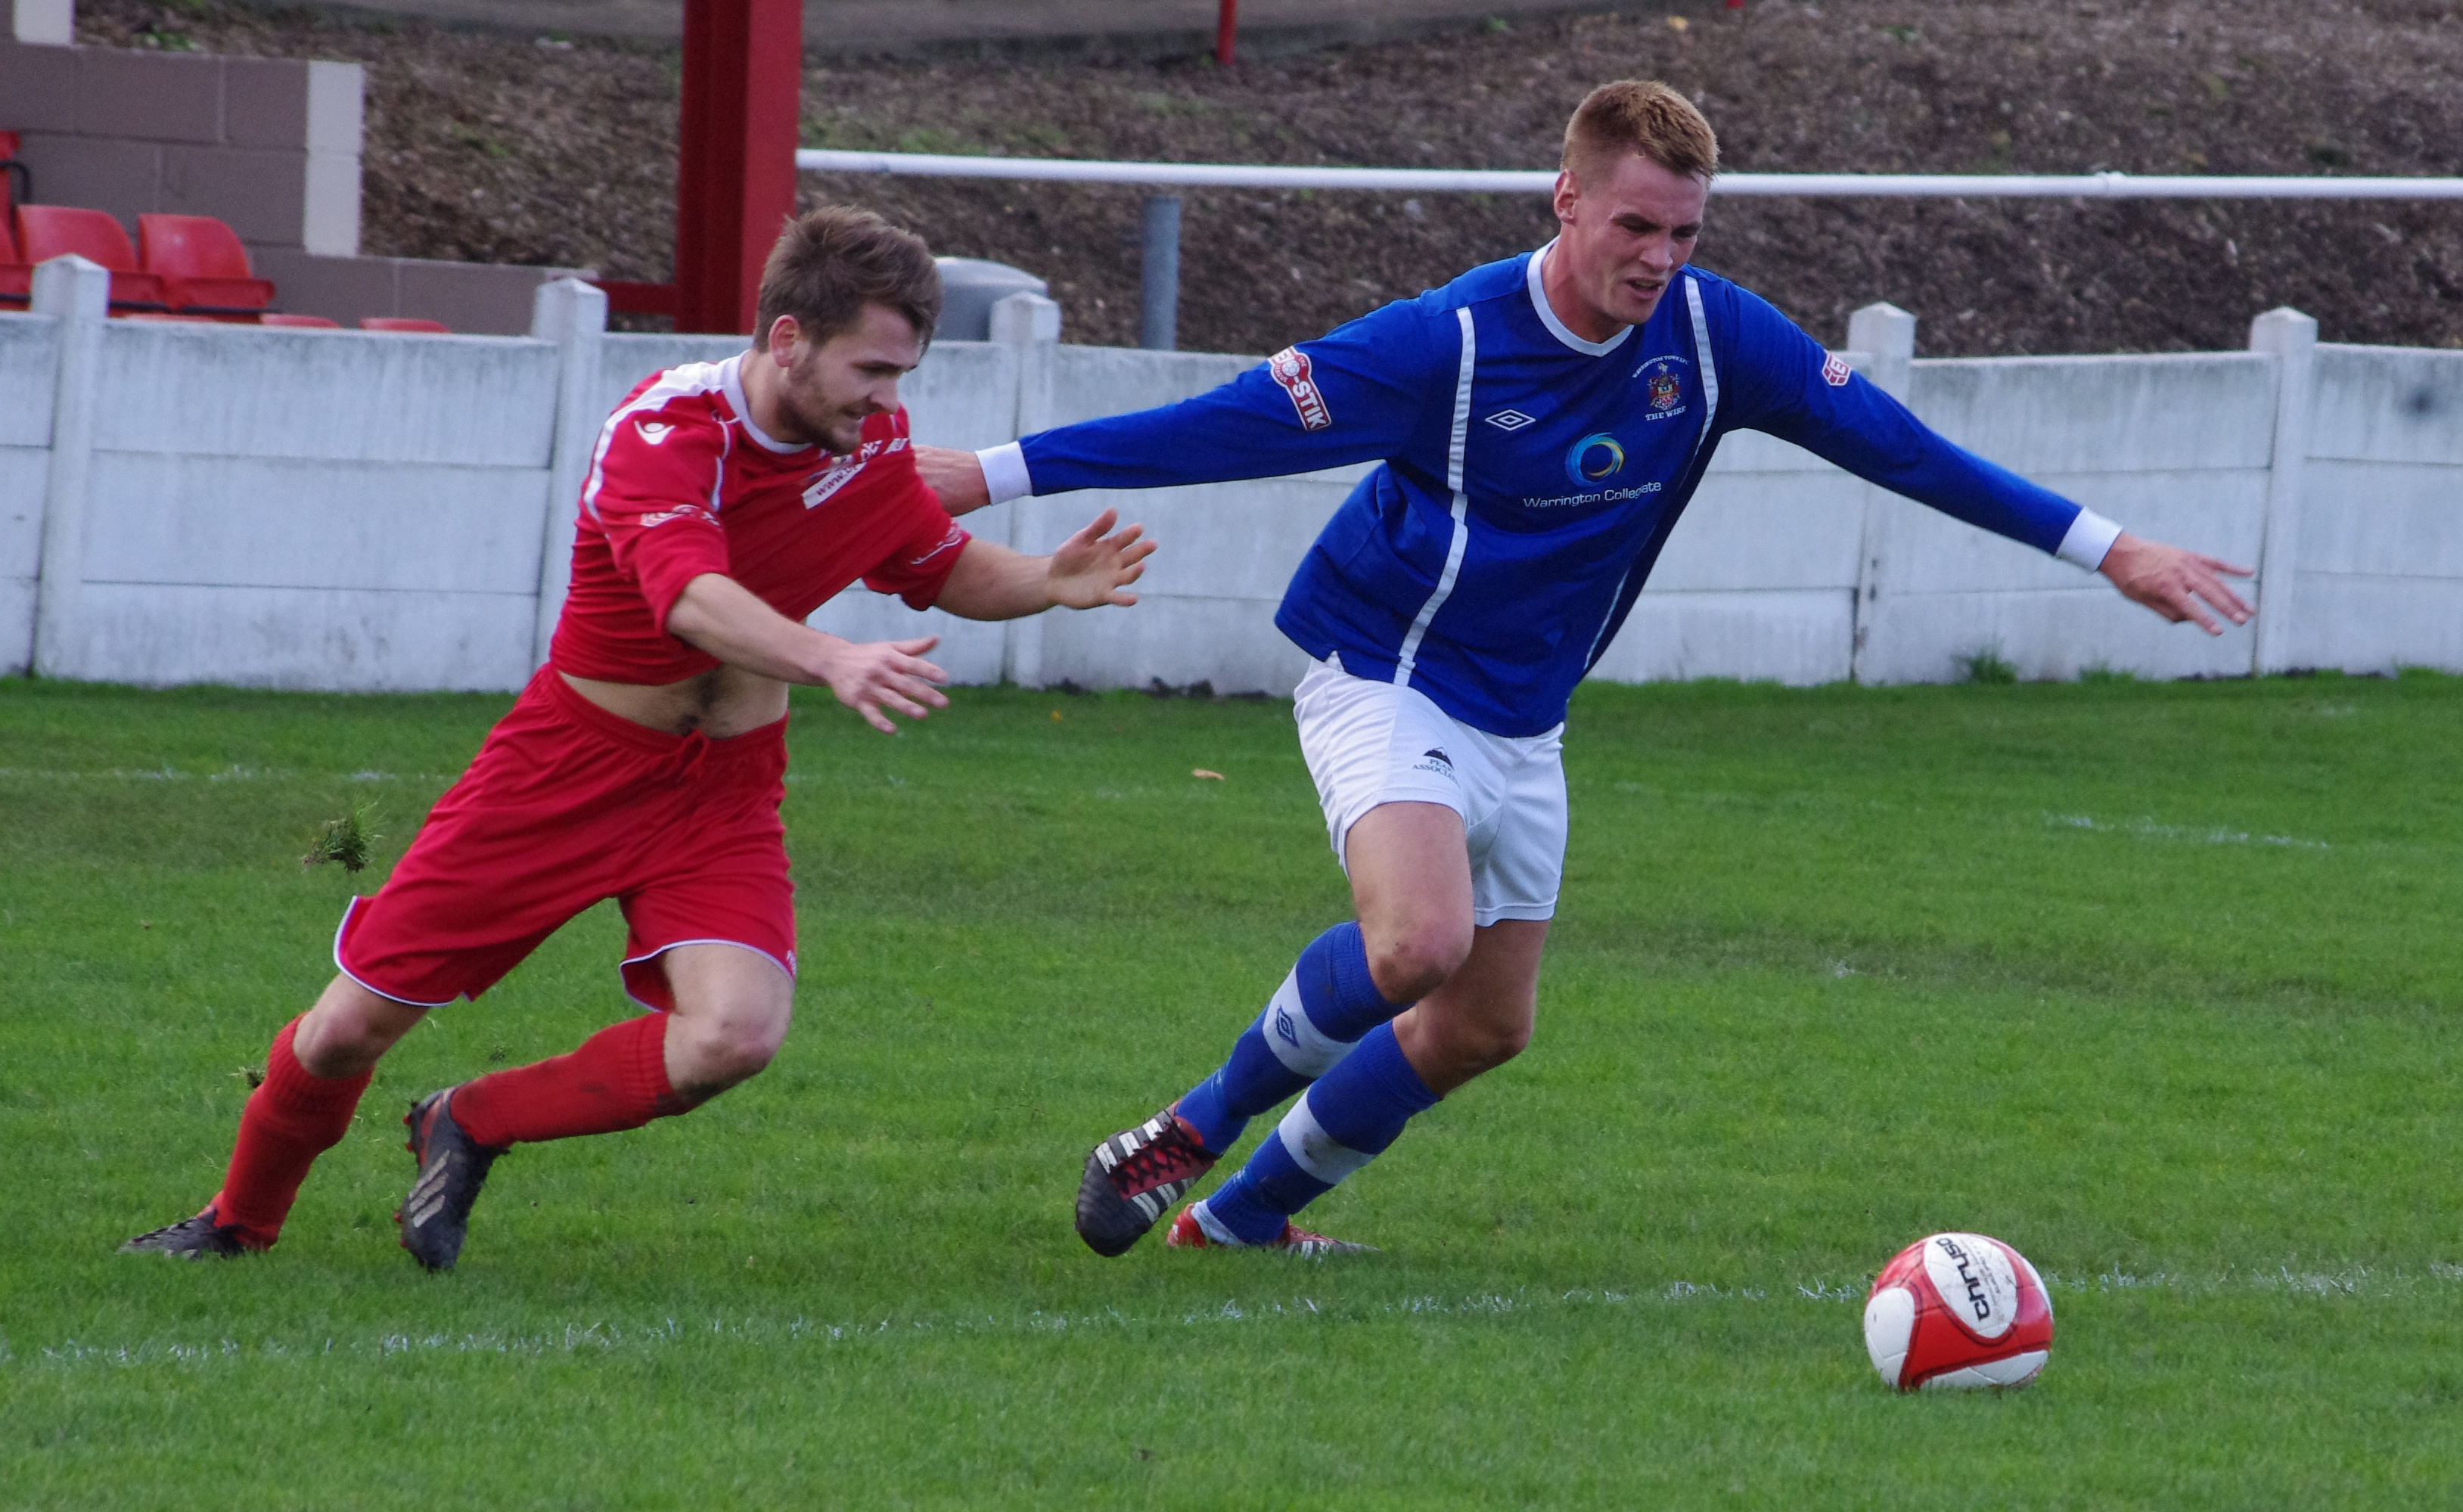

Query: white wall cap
11;0;74;45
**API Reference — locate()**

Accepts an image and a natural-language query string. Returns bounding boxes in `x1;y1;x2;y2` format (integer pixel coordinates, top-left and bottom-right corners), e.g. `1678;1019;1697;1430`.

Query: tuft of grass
2079;663;2138;684
1955;646;2020;684
300;799;381;873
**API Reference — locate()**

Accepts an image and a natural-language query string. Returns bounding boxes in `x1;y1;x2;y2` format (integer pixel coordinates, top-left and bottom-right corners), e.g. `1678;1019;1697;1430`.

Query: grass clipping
302;800;382;873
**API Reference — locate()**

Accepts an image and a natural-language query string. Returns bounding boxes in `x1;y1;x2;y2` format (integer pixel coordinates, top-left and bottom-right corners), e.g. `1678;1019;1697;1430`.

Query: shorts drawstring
657;729;711;785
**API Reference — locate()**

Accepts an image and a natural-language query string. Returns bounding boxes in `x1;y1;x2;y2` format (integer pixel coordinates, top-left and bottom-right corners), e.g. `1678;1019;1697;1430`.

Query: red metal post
1216;0;1238;65
673;0;803;334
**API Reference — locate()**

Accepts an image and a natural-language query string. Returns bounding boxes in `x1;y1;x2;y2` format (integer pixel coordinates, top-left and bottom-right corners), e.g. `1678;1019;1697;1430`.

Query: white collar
1526;240;1634;358
719;352;812;455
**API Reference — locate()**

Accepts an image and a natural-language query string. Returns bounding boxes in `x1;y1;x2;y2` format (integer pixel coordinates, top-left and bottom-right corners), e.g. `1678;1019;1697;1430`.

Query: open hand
915;446;992;515
1045;508;1156;610
816;635;949;733
2099;532;2253;635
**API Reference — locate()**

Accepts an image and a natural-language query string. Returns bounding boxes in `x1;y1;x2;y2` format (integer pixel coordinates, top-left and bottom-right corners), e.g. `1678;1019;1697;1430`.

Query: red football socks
210;1016;372;1249
448;1012;685;1147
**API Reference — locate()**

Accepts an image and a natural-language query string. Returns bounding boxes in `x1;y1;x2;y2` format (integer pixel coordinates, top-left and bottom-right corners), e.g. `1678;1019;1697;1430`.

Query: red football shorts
336;668;795;1012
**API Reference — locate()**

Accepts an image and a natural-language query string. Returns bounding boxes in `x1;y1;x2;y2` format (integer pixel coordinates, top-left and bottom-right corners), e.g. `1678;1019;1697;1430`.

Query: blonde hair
1560;79;1719;187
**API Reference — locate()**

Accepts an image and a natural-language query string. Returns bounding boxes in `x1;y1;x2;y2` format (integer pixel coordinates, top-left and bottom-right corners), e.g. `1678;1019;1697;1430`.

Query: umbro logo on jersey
1484;408;1538;432
635;420;676;444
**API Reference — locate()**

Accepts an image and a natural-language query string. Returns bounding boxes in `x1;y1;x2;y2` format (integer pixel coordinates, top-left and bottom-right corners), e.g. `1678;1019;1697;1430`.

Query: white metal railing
797;149;2463;200
801;147;2463;353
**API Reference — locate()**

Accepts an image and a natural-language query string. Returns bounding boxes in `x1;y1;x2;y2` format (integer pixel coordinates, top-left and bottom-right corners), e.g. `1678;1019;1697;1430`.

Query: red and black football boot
1166;1205;1374;1256
1074;1108;1218;1257
397;1088;506;1272
120;1204;259;1259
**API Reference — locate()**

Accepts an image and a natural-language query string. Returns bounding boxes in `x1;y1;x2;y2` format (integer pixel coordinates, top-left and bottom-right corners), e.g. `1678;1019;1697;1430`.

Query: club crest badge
1633;354;1690;421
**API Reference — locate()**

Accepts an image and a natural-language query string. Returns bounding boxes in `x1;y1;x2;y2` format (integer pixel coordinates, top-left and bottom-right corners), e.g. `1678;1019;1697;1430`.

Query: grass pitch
2;669;2458;1509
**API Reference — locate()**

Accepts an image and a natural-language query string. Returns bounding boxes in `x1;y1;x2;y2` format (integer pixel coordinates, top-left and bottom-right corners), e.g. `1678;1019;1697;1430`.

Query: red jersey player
122;207;1155;1271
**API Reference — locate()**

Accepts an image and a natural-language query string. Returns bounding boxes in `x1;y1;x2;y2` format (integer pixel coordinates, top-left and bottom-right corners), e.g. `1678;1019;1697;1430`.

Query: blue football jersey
982;244;2117;736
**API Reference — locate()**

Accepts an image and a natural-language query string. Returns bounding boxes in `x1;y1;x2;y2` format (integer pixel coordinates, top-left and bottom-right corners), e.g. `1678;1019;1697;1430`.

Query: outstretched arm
933;508;1156;621
916;445;993;515
665;573;949;734
2098;532;2253;635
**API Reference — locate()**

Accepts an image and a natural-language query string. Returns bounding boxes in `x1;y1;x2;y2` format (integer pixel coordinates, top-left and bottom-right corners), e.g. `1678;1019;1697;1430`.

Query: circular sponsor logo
1564;431;1626;485
1922;1232;2020;1340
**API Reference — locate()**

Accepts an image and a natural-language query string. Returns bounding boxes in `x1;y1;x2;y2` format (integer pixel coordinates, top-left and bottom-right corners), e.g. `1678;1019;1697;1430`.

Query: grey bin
934;257;1050;341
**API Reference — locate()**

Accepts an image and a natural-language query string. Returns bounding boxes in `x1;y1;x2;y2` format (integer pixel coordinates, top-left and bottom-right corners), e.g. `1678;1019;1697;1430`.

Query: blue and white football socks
1174;922;1408;1155
1192;1022;1440;1244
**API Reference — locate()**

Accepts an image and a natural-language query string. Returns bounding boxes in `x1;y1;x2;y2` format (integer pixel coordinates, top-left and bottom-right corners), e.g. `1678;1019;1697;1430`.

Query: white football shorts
1292;654;1568;927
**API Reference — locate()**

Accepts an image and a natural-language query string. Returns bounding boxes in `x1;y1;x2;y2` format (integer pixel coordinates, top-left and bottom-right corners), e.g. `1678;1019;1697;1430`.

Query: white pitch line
16;1263;2458;1374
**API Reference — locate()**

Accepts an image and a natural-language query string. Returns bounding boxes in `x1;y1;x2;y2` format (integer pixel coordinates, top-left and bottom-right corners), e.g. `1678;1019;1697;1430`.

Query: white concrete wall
0;312;60;673
6;265;2458;696
2291;344;2463;675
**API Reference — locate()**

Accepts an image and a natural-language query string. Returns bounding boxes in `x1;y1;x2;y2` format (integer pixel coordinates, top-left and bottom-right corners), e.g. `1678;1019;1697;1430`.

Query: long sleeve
983;297;1453;499
1713;283;2119;569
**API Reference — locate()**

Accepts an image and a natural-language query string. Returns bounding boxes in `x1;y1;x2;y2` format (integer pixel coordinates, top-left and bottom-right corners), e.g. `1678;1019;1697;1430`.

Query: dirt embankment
74;0;2463;356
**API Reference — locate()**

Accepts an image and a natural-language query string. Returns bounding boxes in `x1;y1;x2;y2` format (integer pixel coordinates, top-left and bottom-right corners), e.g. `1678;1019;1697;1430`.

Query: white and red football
1862;1231;2054;1391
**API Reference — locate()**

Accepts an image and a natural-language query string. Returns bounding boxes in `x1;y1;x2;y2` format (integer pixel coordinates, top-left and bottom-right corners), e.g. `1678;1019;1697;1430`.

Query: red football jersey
548;354;970;685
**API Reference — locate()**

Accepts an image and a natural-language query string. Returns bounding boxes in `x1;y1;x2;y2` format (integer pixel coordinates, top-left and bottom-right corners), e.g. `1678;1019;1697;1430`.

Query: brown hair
1560;79;1719;188
756;205;943;348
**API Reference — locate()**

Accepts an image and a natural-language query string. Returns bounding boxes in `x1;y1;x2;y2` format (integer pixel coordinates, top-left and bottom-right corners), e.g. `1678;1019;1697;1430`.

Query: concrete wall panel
2298;460;2463;579
0;577;33;674
1867;469;2268;595
76;46;222;144
2284;575;2463;674
60;582;537;691
1909;352;2277;473
0;39;79;130
0;314;61;446
224;57;311;149
89;322;558;465
1592;588;1855;686
1049;346;1254;426
1857;586;2256;685
162;146;308;245
82;454;548;595
0;448;51;578
1012;474;1353;601
592;335;742;420
902;341;1014;451
1038;596;1316;696
12;132;161;225
1648;473;1865;593
806;590;1011;688
2308;346;2463;466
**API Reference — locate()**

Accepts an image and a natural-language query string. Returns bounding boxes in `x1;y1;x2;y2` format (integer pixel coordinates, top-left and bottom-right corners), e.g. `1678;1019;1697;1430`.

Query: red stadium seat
360;316;452;334
14;205;167;312
0;213;29;311
260;312;340;328
137;213;275;319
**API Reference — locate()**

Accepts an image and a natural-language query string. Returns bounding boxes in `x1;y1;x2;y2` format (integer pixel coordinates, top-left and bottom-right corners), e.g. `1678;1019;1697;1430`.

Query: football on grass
1862;1231;2054;1391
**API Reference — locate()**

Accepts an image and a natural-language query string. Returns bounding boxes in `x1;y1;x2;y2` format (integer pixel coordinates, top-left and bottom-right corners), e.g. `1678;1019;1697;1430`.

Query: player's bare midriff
561;666;788;740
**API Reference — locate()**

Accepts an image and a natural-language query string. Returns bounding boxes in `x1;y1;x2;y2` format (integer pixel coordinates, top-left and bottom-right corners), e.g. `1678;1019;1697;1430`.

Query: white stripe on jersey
579;357;736;523
1582;272;1725;670
1393;306;1479;688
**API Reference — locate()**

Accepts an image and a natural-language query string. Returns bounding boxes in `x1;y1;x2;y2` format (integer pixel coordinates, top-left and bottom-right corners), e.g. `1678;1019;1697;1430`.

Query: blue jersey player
921;81;2251;1256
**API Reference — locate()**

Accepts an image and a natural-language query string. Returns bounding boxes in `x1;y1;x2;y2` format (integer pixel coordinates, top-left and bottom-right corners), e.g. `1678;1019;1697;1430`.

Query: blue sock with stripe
1173;922;1407;1156
1196;1023;1440;1244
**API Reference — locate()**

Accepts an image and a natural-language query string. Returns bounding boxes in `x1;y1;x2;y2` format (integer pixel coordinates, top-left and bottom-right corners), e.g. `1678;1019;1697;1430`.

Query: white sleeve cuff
976;442;1033;505
2055;507;2123;571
